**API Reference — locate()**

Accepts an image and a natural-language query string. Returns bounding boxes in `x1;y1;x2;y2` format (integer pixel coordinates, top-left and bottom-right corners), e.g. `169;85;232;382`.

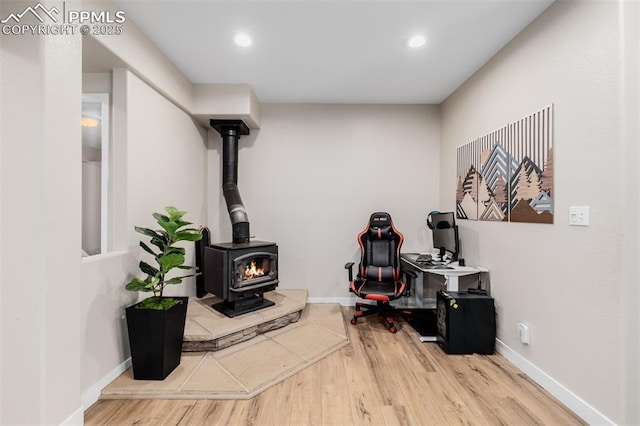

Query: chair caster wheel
351;318;357;325
389;326;397;333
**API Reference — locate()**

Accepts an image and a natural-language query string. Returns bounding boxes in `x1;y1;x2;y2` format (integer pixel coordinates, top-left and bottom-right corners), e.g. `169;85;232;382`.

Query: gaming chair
345;212;407;333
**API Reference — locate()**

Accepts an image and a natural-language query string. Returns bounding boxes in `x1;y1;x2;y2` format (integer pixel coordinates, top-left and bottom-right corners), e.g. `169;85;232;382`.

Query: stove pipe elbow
223;182;250;243
210;119;251;244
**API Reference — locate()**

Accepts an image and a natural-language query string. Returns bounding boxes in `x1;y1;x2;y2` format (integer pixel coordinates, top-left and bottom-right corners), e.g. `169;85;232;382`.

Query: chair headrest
369;212;391;227
367;212;395;240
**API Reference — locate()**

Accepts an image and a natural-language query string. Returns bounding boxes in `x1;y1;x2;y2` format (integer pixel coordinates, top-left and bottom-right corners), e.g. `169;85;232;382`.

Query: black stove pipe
210;119;251;244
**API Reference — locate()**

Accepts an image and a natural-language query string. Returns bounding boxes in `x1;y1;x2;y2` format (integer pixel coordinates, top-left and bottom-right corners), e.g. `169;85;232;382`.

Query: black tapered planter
125;297;188;380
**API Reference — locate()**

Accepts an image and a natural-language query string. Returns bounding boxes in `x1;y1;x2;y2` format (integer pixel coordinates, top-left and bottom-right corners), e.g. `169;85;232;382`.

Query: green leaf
179;227;200;233
165;246;186;256
165;206;186;221
176;265;193;270
174;219;193;229
150;235;168;251
152;212;170;223
139;241;157;257
139;261;159;277
158;253;185;273
158;220;180;237
126;277;151;292
165;277;182;285
173;230;203;242
135;226;162;239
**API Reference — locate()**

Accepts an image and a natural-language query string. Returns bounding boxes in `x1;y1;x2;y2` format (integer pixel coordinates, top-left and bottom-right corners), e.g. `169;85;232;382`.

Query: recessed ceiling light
234;34;252;47
407;35;426;48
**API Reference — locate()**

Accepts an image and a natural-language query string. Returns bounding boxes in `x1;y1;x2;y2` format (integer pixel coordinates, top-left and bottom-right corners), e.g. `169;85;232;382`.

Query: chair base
351;301;398;333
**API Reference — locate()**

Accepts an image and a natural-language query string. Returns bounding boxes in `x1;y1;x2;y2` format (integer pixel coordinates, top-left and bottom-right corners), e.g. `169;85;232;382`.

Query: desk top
401;253;487;276
394;253;490;310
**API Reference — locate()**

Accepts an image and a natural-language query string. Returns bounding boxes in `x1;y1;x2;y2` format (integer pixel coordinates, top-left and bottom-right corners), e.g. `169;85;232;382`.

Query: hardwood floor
85;307;585;425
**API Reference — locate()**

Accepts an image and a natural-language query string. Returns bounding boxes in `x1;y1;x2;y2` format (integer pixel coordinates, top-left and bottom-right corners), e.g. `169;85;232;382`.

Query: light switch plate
569;206;589;226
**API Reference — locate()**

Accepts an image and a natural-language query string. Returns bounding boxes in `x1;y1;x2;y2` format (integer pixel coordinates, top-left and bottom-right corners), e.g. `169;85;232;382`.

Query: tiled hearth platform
183;290;309;352
101;290;349;400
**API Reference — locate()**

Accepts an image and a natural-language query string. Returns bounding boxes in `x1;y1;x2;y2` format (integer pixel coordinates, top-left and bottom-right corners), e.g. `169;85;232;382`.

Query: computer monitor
430;212;459;261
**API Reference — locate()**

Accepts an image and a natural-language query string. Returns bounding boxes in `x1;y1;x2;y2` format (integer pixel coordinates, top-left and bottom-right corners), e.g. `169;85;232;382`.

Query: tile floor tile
180;353;246;394
271;322;348;361
303;303;344;319
217;339;304;390
102;353;204;394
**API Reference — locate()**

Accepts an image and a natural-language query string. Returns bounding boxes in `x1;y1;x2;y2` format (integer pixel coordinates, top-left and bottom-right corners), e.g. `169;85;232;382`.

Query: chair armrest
344;262;355;282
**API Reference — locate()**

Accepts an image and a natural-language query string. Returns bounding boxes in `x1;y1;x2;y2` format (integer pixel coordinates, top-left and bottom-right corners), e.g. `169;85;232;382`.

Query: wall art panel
456;139;479;220
456;105;554;224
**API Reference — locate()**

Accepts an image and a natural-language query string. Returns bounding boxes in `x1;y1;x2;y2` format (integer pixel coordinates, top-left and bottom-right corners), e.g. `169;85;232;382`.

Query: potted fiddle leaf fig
125;206;203;380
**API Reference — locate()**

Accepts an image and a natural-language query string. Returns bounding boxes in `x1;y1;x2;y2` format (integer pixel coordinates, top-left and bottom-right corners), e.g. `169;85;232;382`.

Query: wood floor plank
289;357;323;426
84;306;585;426
416;343;510;425
84;400;128;425
172;400;225;425
320;350;355;425
120;399;181;425
342;312;389;425
351;313;450;425
110;400;150;425
158;400;198;425
380;404;415;426
244;367;297;426
472;355;586;425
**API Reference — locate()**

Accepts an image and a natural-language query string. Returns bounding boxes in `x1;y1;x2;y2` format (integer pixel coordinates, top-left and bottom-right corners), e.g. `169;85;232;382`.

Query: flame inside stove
243;260;265;280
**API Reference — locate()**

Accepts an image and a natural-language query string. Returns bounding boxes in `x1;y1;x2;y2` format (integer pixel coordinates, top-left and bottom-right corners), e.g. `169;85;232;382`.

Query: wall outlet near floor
517;322;530;344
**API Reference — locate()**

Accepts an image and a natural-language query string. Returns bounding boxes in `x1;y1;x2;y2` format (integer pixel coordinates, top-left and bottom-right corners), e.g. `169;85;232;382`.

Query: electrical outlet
517;322;530;345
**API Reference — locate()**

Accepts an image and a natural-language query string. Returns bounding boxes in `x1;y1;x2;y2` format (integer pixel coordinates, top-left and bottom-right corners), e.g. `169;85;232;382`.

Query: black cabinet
436;291;496;354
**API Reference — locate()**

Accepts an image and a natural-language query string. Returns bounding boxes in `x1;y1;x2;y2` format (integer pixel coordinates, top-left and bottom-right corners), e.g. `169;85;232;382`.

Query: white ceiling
113;0;553;104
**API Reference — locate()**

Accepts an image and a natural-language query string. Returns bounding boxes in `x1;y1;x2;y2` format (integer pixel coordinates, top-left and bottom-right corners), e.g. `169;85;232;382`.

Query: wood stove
195;119;280;317
203;241;279;317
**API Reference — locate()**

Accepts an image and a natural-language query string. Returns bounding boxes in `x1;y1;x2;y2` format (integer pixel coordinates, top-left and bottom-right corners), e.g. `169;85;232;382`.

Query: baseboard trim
495;339;615;425
307;296;356;306
60;406;84;425
81;357;132;411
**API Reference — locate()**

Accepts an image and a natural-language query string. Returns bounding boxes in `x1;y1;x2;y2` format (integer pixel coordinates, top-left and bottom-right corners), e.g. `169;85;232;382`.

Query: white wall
440;1;638;424
80;251;136;406
124;70;208;298
0;17;83;425
80;69;208;401
208;104;440;299
618;2;640;423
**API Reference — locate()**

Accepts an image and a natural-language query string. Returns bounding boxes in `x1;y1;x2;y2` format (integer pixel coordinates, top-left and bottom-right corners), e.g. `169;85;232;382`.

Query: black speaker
436;291;496;354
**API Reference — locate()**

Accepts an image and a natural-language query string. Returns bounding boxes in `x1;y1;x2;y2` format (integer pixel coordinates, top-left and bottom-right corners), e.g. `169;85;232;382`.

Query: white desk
397;253;488;307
